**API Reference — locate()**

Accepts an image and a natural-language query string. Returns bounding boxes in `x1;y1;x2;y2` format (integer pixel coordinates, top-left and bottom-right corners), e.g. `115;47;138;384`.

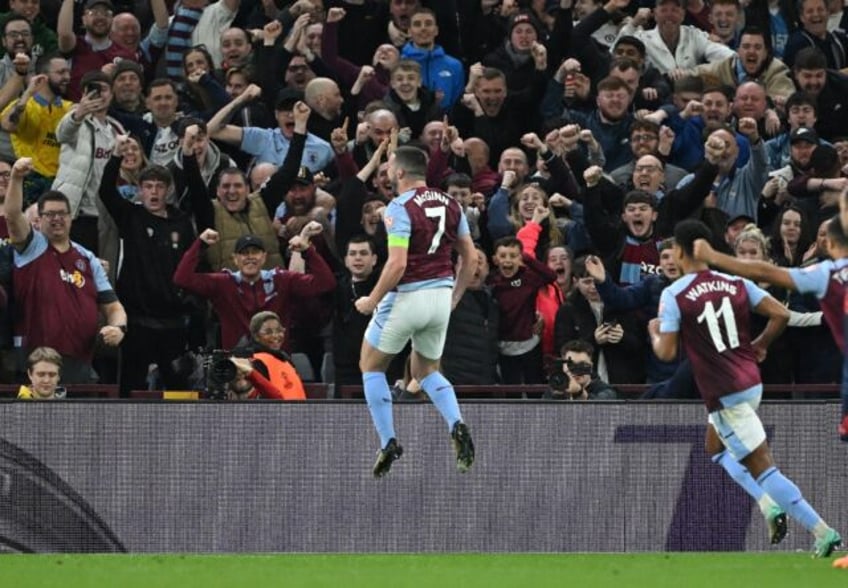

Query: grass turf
3;553;846;588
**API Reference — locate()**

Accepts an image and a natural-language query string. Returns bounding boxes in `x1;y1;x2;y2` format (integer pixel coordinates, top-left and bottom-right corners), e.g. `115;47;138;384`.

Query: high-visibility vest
252;352;306;400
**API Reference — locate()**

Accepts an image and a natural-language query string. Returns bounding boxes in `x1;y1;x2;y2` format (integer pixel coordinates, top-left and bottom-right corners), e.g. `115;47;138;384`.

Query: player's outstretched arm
750;294;790;361
693;238;795;290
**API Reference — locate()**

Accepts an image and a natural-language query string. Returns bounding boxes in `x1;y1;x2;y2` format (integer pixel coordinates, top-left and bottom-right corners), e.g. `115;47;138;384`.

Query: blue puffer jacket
400;42;465;110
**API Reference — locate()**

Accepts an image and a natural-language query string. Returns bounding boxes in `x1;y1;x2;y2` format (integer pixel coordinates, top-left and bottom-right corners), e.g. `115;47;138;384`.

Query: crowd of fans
0;0;846;400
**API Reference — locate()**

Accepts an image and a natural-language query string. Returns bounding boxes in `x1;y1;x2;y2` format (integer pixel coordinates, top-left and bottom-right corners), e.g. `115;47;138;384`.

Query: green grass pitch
3;553;847;588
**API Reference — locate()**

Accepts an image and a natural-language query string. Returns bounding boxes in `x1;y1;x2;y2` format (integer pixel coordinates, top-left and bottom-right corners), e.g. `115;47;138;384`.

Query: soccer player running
355;145;477;478
651;220;841;557
694;216;848;443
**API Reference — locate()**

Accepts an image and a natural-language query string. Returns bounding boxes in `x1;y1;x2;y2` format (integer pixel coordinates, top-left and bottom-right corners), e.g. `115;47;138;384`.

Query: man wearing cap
57;0;136;101
765;92;827;171
0;52;72;206
481;11;549;94
108;59;145;119
97;133;195;396
173;224;336;351
207;83;333;173
0;0;58;60
615;0;734;74
183;101;313;271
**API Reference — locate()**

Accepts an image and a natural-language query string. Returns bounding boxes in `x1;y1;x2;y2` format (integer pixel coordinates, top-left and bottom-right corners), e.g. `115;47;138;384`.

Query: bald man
304;77;346;142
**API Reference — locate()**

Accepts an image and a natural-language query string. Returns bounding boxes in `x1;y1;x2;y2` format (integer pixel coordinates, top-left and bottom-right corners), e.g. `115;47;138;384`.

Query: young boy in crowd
488;236;556;384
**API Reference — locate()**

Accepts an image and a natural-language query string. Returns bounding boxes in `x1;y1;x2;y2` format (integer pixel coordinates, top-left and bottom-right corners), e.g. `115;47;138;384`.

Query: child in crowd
488;236;556;384
18;347;65;400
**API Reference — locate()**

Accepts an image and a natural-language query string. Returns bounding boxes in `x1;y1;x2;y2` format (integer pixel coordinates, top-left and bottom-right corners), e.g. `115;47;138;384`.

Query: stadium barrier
0;401;844;553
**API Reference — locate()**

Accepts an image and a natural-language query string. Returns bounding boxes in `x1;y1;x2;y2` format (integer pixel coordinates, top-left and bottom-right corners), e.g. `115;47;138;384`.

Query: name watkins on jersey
684;280;738;302
413;190;450;207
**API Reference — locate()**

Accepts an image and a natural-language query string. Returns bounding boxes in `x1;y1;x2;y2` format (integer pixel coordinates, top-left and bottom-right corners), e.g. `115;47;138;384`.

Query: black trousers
119;323;189;397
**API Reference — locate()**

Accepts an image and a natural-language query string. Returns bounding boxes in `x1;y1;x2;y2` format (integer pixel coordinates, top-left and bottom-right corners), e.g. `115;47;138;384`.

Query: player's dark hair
674;219;714;258
37;190;71;214
561;339;594;359
826;216;848;248
493;235;523;253
393;146;427;179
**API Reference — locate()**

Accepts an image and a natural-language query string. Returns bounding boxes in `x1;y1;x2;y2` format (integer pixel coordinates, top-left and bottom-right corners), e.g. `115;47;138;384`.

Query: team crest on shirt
384;215;393;229
60;269;85;288
75;259;87;271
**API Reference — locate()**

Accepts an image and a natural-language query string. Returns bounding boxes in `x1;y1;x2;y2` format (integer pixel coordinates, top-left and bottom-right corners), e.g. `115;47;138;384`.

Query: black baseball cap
234;235;266;253
726;213;755;228
789;127;820;145
293;166;314;186
275;87;304;111
85;0;115;10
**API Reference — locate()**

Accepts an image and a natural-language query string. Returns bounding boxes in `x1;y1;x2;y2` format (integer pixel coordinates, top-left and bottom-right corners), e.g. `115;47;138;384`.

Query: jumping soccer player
651;219;841;557
355;145;477;478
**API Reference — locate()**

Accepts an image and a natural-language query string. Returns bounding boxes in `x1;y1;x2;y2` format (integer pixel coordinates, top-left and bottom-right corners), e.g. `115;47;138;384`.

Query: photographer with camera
544;340;618;400
204;312;306;401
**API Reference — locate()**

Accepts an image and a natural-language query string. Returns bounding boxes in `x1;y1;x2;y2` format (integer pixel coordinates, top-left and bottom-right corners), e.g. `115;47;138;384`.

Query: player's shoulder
663;273;697;296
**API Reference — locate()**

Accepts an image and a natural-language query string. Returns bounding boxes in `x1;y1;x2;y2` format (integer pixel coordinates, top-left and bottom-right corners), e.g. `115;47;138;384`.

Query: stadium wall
0;401;844;553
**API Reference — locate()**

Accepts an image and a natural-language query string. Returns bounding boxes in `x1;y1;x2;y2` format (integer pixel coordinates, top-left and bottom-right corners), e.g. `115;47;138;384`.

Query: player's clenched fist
691;238;714;263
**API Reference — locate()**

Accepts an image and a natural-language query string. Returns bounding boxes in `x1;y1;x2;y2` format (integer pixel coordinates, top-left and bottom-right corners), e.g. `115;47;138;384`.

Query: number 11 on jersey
697;297;740;353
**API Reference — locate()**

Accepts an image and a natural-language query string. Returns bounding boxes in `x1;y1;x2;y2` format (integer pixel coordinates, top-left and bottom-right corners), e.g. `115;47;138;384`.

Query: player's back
668;270;762;410
387;187;465;289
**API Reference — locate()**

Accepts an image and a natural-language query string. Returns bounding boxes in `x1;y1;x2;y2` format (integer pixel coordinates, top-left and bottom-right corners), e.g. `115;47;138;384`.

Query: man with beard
689;27;795;104
57;0;135;101
97;134;195;396
615;0;733;74
108;59;144;119
0;53;71;206
784;0;848;70
610;120;688;190
0;16;36;163
183;101;313;271
763;127;820;214
792;47;848;142
558;75;640;172
765;92;822;170
0;0;58;59
208;84;333;173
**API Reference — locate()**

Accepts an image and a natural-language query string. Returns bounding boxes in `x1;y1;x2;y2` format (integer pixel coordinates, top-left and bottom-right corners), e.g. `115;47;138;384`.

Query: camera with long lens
548;358;593;393
205;349;237;400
